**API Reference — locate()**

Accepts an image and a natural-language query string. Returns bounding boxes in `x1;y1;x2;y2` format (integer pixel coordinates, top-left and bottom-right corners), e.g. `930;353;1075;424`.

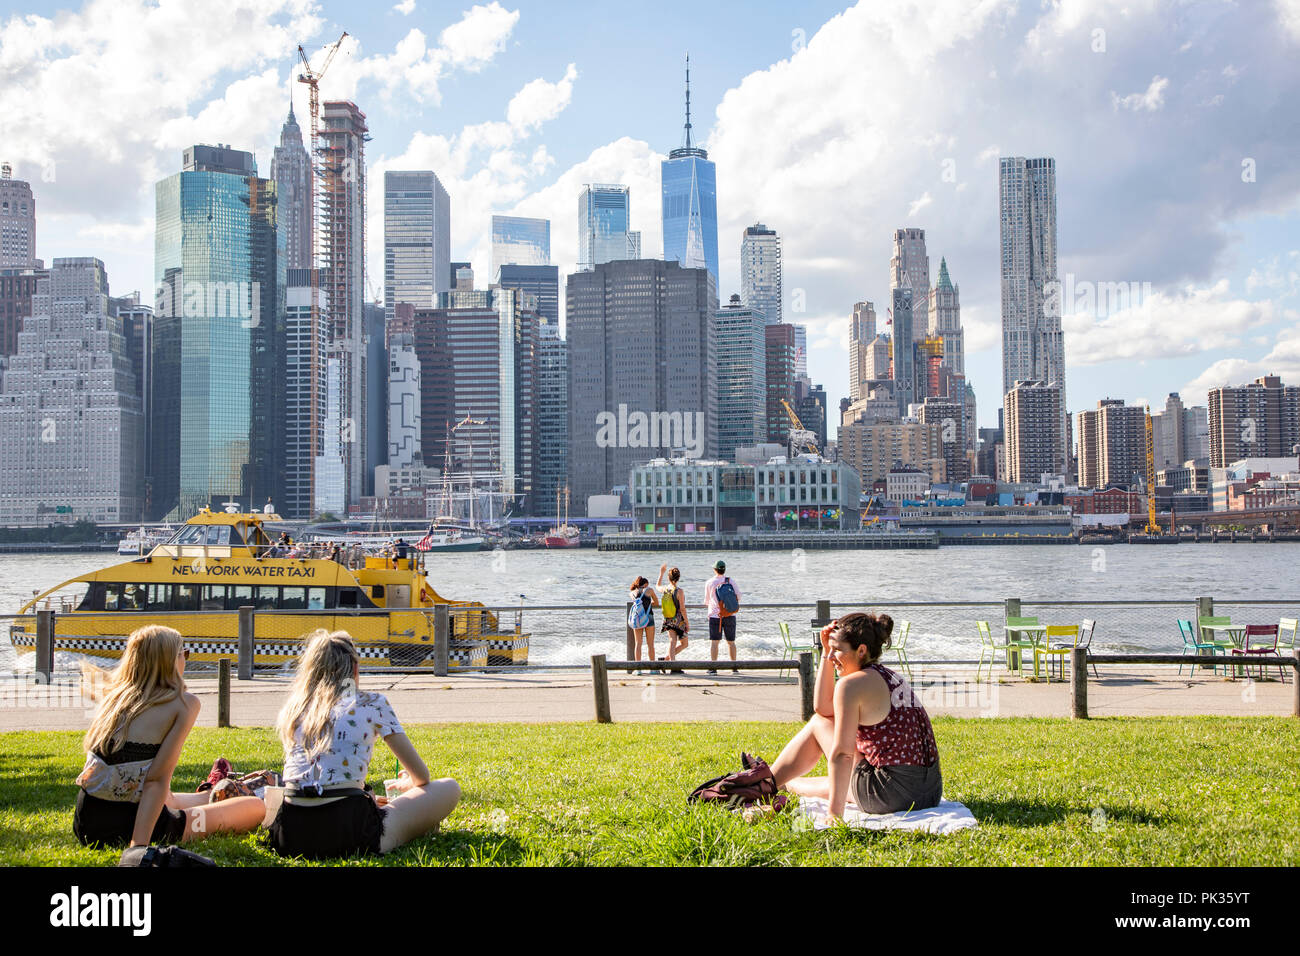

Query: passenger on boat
74;626;265;848
769;612;942;818
267;630;460;859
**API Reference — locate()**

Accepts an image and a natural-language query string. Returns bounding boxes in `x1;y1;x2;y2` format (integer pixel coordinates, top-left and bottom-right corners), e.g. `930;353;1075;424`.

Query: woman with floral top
268;630;460;858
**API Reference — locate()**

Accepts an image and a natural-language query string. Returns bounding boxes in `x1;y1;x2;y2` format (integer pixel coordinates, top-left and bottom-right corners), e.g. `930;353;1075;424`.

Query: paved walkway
1;665;1294;731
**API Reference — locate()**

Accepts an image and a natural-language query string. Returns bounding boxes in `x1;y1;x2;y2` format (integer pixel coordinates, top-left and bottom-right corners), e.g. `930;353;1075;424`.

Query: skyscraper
491;215;550;279
578;185;638;270
1004;380;1066;482
715;294;767;460
0;258;142;524
849;301;876;402
1;262;46;361
890;287;917;417
321;101;369;507
1207;375;1300;467
661;57;718;285
890;228;930;314
0;163;36;269
152;144;285;519
740;223;781;325
386;309;420;471
1076;399;1146;489
270;105;311;271
928;257;963;376
764;323;797;445
567;259;717;511
535;317;568;517
384;170;450;322
495;264;559;326
284;268;327;519
999;157;1065;408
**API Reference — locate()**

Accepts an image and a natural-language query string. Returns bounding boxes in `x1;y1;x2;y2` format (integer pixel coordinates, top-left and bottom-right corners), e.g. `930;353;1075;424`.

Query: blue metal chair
1178;618;1223;676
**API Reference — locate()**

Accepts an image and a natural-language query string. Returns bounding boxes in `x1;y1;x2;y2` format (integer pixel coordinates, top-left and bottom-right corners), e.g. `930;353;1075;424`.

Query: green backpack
661;587;679;620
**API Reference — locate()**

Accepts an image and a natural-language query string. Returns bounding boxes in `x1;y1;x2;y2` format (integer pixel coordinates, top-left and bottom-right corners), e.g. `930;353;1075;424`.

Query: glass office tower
661;57;718;285
491;215;550;279
153;145;285;519
577;185;638;270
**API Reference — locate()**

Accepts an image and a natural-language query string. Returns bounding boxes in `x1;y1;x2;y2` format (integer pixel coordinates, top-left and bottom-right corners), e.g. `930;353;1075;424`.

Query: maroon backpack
688;753;789;811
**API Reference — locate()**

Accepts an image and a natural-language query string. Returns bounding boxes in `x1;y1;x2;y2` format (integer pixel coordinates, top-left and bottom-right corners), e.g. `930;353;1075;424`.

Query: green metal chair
1197;616;1236;651
883;620;912;680
1004;616;1041;674
975;620;1017;682
1278;618;1298;653
1034;624;1077;682
778;621;818;679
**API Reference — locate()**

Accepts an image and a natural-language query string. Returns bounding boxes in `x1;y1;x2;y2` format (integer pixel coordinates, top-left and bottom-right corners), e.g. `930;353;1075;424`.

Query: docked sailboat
544;486;581;549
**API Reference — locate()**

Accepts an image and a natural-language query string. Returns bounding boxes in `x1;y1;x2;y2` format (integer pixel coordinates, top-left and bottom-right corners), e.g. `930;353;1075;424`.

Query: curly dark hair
834;612;894;663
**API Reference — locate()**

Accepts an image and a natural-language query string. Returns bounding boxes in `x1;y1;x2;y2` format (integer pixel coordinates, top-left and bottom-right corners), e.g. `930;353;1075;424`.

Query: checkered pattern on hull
11;631;498;668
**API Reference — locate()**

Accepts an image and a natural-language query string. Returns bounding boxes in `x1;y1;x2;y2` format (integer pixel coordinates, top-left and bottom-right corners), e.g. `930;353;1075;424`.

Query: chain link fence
4;596;1297;676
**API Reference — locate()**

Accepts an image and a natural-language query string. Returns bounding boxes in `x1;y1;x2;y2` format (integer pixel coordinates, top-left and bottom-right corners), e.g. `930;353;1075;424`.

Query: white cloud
506;64;578;134
1277;0;1300;42
1064;280;1280;365
394;0;416;14
438;1;519;68
907;192;934;217
1111;75;1169;112
1182;325;1300;404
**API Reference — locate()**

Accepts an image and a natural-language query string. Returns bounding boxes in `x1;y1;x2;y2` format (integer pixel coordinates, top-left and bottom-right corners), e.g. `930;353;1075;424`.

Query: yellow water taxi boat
8;507;528;669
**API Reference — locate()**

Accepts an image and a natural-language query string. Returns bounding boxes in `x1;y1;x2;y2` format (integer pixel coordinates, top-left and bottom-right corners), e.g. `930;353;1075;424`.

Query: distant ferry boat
10;506;526;669
117;526;175;556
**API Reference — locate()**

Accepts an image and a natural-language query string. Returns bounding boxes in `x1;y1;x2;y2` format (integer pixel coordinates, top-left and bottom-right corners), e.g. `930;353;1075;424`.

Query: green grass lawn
3;717;1297;866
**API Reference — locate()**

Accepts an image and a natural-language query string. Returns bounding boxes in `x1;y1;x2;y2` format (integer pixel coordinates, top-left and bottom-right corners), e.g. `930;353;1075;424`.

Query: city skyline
3;1;1299;439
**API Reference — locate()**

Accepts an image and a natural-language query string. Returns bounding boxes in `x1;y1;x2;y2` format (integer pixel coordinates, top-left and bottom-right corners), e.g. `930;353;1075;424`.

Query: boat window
372;585;386;599
307;588;326;610
205;526;231;546
254;587;278;610
174;584;200;611
281;587;307;610
201;586;226;611
121;584;146;611
104;584;122;612
148;584;172;610
78;583;105;611
171;526;207;546
228;585;253;610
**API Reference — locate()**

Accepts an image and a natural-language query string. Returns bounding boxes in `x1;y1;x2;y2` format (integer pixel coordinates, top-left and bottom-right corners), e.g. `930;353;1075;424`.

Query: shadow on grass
961;798;1168;828
389;830;528;866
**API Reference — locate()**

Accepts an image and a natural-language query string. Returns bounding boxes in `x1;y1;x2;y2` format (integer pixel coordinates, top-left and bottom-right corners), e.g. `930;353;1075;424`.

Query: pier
598;529;939;551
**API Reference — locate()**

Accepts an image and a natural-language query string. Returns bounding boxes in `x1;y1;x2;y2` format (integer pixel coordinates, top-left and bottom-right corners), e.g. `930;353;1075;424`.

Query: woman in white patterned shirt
267;630;460;858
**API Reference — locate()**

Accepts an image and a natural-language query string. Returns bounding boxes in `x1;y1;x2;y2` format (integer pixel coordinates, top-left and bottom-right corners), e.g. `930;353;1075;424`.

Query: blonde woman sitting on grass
74;625;265;849
267;630;460;859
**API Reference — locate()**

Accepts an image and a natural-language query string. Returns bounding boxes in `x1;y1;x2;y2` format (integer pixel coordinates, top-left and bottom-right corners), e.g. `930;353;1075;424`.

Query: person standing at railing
704;560;741;675
656;564;689;663
628;576;659;675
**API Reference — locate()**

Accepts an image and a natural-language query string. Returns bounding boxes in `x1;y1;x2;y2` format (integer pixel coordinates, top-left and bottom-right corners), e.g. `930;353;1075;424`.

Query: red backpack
688;753;789;811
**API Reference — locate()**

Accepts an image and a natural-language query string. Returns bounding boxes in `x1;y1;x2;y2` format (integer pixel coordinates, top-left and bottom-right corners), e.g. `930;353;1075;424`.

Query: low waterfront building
886;466;930;502
630;456;860;532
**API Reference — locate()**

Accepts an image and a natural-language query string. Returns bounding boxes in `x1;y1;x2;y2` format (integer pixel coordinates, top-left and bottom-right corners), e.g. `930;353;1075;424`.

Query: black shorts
852;760;942;814
265;791;387;859
708;616;737;642
73;789;188;848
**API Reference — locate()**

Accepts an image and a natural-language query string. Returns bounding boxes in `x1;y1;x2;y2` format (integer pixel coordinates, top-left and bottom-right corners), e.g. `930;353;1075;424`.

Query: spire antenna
683;53;692;150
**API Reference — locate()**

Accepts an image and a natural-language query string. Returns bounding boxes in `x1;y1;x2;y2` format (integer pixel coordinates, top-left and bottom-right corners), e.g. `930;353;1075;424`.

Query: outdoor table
1003;624;1047;675
1201;623;1255;679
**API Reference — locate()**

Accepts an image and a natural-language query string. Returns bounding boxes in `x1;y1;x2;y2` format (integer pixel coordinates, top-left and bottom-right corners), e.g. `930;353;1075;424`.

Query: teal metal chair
1178;618;1224;675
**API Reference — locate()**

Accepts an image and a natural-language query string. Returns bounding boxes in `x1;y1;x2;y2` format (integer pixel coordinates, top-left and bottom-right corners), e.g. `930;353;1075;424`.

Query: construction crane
780;399;819;458
1143;405;1161;534
296;31;348;507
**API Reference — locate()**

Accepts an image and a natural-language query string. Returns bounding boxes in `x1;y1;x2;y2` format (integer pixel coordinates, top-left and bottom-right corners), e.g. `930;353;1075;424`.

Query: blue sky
3;0;1298;438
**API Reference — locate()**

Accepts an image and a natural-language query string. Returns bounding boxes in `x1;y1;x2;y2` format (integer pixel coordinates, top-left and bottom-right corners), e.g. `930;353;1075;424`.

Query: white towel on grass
796;796;978;833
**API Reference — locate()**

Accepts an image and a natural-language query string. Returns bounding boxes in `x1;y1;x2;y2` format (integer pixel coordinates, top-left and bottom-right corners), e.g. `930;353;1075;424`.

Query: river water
2;545;1297;671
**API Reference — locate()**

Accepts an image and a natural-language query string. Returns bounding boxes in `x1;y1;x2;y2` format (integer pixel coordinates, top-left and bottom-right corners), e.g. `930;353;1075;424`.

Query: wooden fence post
1293;649;1299;719
592;653;612;723
217;658;231;728
625;602;634;660
1071;647;1089;719
35;609;54;684
433;604;450;677
237;606;254;680
798;651;815;721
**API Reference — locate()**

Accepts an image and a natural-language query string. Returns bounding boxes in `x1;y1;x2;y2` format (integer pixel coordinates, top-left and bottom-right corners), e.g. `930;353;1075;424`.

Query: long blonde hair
84;625;185;756
276;630;360;759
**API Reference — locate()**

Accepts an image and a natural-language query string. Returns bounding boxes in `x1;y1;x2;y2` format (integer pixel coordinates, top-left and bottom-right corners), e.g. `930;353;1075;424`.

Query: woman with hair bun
770;611;942;818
